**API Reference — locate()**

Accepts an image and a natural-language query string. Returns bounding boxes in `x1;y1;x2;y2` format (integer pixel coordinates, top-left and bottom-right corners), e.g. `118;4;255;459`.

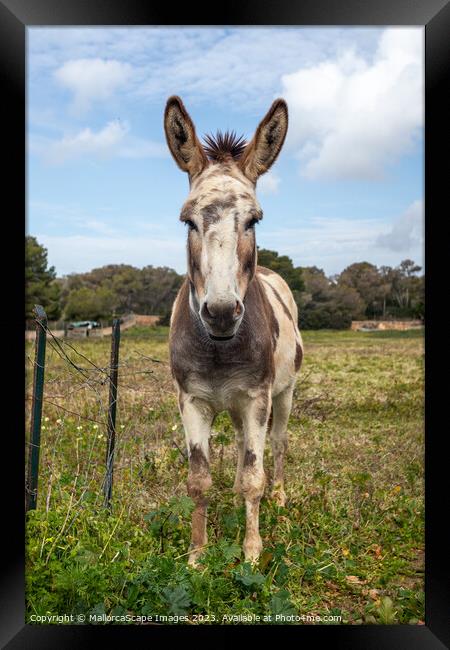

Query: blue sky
27;27;424;277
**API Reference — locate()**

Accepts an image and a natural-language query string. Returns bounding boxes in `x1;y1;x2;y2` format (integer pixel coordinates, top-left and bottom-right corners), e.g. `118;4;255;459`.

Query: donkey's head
164;96;288;340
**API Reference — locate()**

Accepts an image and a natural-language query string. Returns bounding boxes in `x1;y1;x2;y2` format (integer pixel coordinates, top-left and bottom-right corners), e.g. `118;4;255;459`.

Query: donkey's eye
245;217;259;231
185;220;198;232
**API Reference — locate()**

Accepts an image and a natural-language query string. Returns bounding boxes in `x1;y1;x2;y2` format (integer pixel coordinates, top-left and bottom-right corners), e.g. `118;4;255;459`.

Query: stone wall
134;315;160;326
351;320;423;331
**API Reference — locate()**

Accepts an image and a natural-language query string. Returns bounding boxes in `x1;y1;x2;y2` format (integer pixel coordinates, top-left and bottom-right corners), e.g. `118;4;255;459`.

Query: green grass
25;327;424;625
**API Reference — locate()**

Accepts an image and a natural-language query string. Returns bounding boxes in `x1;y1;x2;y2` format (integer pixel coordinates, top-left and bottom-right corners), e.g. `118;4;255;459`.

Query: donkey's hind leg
269;381;295;507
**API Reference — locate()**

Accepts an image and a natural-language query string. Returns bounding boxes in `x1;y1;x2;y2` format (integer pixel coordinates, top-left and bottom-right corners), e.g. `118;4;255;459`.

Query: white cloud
260;216;384;265
258;199;424;275
28;202;125;237
280;28;423;180
117;135;168;159
45;120;127;162
257;172;280;195
29;27;383;112
37;234;186;276
81;220;120;237
54;58;133;114
376;199;423;252
31;120;167;164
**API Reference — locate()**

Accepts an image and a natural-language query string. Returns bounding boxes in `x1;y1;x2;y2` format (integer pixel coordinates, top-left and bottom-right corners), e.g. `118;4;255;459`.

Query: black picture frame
3;0;449;647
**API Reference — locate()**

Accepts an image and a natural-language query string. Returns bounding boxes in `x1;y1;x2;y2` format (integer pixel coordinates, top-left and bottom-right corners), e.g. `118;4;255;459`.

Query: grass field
25;326;424;625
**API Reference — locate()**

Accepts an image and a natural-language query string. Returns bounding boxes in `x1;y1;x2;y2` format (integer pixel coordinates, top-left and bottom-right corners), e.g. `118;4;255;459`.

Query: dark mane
202;130;247;162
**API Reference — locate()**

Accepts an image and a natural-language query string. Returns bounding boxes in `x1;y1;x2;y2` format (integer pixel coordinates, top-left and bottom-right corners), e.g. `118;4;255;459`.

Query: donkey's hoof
233;492;244;507
188;544;205;569
188;554;204;569
243;535;263;562
270;489;287;508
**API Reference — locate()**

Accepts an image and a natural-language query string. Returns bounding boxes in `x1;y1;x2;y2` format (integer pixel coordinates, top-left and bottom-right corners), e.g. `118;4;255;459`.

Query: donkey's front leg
240;388;272;562
179;393;214;566
229;409;244;505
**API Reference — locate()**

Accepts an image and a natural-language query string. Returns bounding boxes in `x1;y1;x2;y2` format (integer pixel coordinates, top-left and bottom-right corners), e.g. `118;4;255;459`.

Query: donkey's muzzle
200;299;244;339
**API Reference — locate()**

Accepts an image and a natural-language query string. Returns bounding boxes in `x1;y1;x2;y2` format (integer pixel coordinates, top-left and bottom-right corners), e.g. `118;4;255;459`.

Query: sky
27;27;424;278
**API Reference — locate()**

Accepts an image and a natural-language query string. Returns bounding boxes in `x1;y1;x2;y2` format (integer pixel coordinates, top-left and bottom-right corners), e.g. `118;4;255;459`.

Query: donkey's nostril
202;302;213;320
201;301;217;324
234;301;243;317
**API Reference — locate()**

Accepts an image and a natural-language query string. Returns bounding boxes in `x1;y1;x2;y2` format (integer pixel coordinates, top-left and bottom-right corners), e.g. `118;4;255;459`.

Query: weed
25;327;424;624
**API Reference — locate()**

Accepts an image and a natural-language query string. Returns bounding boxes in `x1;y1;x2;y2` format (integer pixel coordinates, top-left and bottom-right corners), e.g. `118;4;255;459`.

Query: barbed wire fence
25;304;330;561
25;305;190;549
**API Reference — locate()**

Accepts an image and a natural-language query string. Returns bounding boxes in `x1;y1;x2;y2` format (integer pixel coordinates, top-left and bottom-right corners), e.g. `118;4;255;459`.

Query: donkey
164;96;303;565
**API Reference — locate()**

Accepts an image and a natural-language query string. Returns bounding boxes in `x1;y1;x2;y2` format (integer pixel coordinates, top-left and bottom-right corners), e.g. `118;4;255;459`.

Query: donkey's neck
169;276;276;392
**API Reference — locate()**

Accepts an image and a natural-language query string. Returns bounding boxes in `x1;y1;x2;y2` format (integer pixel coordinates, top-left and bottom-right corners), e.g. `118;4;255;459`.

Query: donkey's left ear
239;99;288;184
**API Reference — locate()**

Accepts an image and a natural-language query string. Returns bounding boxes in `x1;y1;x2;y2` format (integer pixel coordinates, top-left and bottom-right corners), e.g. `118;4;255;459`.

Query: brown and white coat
164;96;303;564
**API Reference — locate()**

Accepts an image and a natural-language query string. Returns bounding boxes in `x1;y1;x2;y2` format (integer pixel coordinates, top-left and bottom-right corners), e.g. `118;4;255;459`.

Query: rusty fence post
103;319;120;510
26;305;47;512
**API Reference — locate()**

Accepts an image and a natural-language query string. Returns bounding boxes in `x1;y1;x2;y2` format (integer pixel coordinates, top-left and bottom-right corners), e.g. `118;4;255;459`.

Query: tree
64;286;116;321
25;236;61;320
410;274;425;320
58;264;185;322
337;262;385;318
388;260;424;318
138;266;184;316
378;266;394;318
334;259;424;321
399;259;422;277
257;248;305;292
301;266;332;302
298;266;365;329
110;266;144;314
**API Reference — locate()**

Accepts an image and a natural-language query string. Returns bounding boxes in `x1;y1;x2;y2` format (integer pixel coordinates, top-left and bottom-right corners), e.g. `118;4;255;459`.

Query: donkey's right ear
164;96;208;179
